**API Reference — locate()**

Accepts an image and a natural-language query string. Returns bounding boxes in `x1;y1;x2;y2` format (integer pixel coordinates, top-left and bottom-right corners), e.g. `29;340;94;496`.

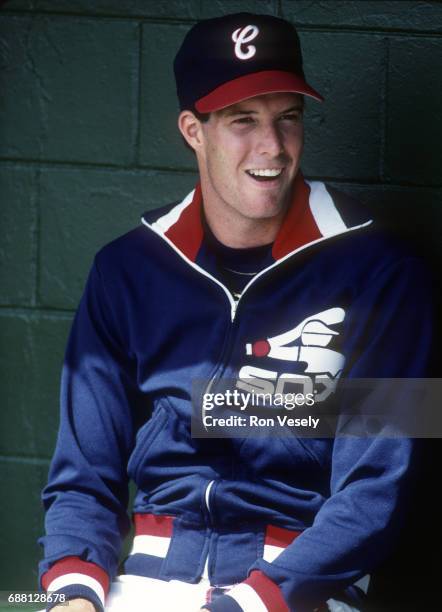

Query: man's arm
204;256;434;611
51;600;95;612
39;256;140;611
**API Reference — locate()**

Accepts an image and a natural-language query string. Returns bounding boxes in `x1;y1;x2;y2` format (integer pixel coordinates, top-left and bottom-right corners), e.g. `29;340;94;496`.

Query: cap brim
194;70;323;113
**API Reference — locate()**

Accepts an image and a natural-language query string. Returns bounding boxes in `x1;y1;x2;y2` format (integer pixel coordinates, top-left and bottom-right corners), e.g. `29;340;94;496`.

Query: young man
39;13;432;612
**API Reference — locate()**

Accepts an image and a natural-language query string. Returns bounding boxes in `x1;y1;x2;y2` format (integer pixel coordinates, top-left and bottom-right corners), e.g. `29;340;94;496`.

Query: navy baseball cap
174;12;323;113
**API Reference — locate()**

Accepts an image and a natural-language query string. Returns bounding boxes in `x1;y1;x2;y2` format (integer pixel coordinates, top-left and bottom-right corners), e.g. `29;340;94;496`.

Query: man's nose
256;123;284;157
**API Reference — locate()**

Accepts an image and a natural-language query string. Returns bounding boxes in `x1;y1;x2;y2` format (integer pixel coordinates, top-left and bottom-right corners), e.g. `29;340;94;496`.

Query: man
39;13;432;612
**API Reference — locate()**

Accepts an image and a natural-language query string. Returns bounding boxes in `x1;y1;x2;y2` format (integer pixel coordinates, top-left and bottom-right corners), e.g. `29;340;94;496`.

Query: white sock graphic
246;307;345;378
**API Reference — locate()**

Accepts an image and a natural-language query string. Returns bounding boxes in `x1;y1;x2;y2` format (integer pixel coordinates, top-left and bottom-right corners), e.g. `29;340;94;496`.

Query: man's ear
178;110;205;152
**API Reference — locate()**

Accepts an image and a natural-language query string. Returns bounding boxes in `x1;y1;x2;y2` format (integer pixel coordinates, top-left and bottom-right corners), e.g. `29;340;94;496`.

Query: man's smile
245;167;285;182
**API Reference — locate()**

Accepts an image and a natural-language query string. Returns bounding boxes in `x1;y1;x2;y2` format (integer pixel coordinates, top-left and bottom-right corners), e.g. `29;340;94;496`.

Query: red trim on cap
272;173;321;260
41;556;109;594
134;512;175;537
244;570;289;612
165;183;204;262
195;70;323;113
265;524;302;548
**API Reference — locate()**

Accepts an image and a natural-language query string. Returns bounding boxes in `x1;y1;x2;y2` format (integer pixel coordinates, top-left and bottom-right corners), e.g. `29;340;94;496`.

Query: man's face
196;92;304;225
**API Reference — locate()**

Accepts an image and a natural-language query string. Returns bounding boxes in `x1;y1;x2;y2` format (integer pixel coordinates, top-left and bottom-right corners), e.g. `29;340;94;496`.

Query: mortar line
0;454;51;466
0;306;75;318
276;0;283;18
34;167;42;307
133;21;143;166
0;157;198;173
29;168;38;308
2;9;442;37
380;37;390;183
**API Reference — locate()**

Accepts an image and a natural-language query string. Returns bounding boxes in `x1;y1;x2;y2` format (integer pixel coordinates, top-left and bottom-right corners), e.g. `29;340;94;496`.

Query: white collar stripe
151;189;195;235
306;180;348;236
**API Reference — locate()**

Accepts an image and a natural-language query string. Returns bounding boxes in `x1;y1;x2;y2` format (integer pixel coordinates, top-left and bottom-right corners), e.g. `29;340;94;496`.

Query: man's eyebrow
278;105;304;114
222;108;258;117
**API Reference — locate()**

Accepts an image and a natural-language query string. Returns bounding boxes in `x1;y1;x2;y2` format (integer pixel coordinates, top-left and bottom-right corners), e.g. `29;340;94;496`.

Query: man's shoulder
94;200;182;272
321;182;421;262
318;182;373;230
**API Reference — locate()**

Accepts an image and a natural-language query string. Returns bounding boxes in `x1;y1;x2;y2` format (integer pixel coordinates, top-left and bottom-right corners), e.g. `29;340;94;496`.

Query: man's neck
202;191;288;248
205;215;282;248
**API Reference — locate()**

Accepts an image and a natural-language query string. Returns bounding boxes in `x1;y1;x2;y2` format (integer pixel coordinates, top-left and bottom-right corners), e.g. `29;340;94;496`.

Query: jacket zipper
141;203;373;580
202;479;216;580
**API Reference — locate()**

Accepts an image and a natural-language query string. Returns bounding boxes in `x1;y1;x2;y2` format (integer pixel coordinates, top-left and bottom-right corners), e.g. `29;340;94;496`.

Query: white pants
35;574;361;611
104;574;360;612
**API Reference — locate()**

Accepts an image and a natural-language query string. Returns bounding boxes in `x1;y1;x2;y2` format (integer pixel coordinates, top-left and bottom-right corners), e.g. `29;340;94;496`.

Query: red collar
164;174;325;262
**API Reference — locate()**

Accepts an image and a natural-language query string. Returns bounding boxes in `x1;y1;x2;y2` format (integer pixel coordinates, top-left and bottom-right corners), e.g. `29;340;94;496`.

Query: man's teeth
247;169;282;177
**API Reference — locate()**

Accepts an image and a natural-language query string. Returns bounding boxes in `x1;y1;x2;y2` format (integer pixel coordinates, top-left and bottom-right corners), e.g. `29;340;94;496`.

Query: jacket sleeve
205;257;434;612
38;256;140;610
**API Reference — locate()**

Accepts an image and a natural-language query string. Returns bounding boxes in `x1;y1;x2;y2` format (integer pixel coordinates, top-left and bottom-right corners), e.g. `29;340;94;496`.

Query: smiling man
38;13;433;612
180;92;304;248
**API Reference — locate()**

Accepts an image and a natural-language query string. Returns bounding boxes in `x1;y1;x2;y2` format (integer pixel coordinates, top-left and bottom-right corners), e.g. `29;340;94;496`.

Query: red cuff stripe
265;524;301;548
243;570;289;612
41;556;109;594
133;512;175;537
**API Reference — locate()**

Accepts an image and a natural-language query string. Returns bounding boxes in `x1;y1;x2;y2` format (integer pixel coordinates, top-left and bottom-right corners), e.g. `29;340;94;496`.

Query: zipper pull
231;299;239;321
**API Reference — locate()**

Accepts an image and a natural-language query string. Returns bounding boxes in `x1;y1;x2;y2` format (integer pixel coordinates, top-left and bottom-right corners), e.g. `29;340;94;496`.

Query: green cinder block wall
1;0;441;605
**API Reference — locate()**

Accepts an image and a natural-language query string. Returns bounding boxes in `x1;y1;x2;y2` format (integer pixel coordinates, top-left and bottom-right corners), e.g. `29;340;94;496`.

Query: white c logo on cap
232;25;259;60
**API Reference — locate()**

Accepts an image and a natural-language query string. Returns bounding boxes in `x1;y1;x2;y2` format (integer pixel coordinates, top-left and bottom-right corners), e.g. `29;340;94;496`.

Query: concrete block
386;37;442;186
300;31;383;180
0;458;49;590
0;313;72;458
0;15;138;164
282;1;442;33
3;0;200;19
39;167;197;308
139;22;198;170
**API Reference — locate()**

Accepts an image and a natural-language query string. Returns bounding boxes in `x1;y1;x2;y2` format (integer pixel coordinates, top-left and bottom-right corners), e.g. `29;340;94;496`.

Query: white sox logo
238;307;346;402
231;25;259;60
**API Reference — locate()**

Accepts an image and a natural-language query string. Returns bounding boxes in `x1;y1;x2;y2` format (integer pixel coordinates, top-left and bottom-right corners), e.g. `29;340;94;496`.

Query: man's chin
243;202;287;221
249;192;290;218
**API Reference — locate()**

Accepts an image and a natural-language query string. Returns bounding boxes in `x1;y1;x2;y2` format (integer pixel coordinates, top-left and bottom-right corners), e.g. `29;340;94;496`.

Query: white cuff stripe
306;180;348;236
47;573;105;607
152;190;195;234
228;583;268;612
326;598;360;612
129;534;171;557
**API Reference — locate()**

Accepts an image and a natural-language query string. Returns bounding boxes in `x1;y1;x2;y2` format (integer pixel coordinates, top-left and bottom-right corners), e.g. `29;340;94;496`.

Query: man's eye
280;114;302;123
233;117;254;124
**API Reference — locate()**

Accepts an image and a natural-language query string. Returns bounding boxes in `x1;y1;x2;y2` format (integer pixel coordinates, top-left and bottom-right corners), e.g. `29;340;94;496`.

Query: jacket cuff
45;584;103;611
204;570;289;612
41;556;109;610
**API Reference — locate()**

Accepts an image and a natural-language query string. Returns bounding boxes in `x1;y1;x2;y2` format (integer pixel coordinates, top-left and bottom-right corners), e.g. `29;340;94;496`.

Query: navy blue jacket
39;175;433;611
